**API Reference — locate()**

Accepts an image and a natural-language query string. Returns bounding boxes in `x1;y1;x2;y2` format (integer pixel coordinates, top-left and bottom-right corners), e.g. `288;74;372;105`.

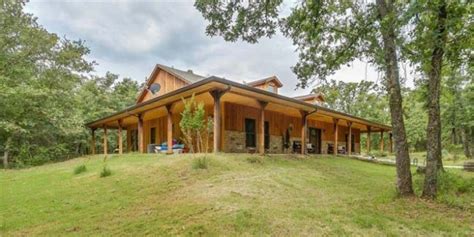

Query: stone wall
224;130;247;153
223;130;360;154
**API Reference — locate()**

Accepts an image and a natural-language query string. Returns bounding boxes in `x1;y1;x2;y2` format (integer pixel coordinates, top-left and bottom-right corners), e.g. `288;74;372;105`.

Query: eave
86;76;392;132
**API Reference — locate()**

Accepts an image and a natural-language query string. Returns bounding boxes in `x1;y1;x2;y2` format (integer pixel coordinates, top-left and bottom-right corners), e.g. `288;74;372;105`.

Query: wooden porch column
166;104;173;154
367;126;371;154
333;119;339;155
347;122;352;156
258;101;268;155
118;119;123;155
91;128;96;155
301;111;308;155
137;114;144;153
103;126;108;155
389;132;393;153
210;90;226;153
126;128;131;152
380;130;384;152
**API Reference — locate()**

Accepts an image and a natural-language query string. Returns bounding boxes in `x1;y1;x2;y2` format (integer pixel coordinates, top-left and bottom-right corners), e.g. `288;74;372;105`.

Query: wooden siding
128;104;214;153
224;102;359;142
126;102;360;153
140;69;188;103
252;82;278;94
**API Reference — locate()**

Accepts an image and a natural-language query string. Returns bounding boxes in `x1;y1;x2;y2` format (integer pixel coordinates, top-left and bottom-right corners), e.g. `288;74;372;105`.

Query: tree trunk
376;0;414;196
3;148;8;169
422;0;447;199
461;127;472;159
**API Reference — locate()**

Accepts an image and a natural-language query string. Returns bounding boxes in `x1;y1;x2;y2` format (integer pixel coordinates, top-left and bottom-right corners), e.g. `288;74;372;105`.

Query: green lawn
1;154;473;236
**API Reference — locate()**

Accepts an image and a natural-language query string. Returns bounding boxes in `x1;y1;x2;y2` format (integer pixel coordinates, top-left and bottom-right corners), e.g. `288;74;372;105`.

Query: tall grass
414;171;473;209
191;157;208;170
73;164;87;174
100;165;112;177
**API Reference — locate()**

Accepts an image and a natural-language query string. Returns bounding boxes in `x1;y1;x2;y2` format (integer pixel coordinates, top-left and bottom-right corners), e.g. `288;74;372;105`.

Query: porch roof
86;76;392;132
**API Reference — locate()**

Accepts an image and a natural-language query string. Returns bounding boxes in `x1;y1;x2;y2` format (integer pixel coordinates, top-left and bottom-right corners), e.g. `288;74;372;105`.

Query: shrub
414;171;474;209
73;164;87;174
100;165;112;177
246;156;264;164
192;157;208;170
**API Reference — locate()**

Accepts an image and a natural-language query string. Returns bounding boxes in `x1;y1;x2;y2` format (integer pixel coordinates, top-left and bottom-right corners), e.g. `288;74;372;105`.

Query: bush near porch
1;154;472;236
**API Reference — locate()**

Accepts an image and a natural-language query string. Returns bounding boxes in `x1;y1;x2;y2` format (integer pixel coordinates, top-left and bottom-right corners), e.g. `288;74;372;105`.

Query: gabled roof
246;75;283;88
293;93;325;102
136;64;206;103
156;64;206;84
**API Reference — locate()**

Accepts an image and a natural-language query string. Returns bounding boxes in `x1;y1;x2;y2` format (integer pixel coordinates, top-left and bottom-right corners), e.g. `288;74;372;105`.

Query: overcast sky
25;0;408;97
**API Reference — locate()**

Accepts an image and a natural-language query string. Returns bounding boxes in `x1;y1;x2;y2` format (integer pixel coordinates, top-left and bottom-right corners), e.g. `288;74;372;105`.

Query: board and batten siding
223;102;359;143
126;101;359;153
127;104;214;153
140;69;188;103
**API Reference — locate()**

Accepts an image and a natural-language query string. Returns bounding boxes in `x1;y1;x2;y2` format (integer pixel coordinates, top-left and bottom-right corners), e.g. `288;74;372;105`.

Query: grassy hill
1;154;472;236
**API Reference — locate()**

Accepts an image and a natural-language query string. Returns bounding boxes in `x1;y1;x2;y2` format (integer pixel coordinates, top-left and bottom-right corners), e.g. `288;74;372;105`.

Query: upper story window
267;85;275;92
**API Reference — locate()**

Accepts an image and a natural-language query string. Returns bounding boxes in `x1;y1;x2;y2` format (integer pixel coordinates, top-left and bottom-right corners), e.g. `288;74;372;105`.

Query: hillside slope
1;154;472;236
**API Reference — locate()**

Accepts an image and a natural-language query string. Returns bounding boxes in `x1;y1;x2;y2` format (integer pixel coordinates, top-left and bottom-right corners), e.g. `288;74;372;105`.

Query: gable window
150;127;156;144
267;84;275;93
245;118;256;147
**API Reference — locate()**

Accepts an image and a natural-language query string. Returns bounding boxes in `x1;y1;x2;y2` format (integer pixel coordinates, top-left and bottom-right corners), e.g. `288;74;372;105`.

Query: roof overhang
86;76;392;131
246;76;283;88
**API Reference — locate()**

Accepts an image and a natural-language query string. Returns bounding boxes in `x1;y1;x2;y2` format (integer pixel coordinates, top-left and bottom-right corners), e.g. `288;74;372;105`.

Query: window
150;127;156;144
264;121;270;149
245;118;256;147
267;85;275;92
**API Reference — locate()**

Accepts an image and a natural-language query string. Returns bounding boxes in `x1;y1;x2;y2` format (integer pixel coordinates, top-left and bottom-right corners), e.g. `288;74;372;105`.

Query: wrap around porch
87;77;391;156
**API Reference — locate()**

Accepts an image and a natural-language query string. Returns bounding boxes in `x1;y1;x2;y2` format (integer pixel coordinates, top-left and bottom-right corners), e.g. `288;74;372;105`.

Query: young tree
195;0;414;196
180;94;212;154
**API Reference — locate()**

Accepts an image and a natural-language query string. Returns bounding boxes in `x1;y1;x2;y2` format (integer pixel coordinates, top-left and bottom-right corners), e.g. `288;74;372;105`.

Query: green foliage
180;94;212;154
73;164;87;174
0;2;140;167
191;157;208;170
100;165;112;177
194;0;283;44
315;80;389;122
414;171;473;209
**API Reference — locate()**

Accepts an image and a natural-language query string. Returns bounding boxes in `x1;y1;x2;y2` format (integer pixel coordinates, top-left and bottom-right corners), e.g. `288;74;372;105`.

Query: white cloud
24;1;414;98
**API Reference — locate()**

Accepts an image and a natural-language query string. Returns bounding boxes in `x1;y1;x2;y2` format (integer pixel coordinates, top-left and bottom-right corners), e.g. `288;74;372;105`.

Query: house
86;64;392;155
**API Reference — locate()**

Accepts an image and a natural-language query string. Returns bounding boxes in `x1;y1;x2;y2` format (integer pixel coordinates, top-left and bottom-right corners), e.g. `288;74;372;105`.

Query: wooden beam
91;128;96;155
103;126;108;155
333;118;339;155
221;101;226;152
166;104;173;154
389;132;393;153
118;119;123;155
258;100;268;155
138;114;144;153
367;126;371;154
347;121;352;156
301;110;308;155
380;130;384;152
210;90;227;153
